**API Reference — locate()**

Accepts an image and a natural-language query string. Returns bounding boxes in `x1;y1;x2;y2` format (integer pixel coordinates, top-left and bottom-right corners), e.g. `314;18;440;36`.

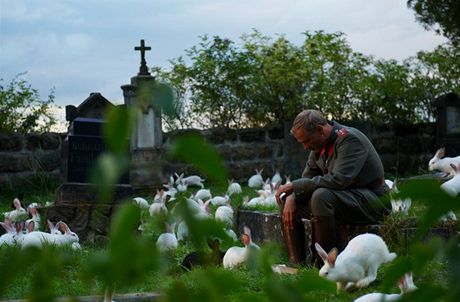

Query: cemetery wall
0;132;64;190
0;121;437;189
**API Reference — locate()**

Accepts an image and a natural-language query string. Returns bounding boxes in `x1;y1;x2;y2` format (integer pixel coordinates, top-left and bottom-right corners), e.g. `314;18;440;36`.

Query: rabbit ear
243;226;251;239
60;222;70;233
0;222;9;232
315;242;329;263
327;248;338;266
436;147;445;158
47;220;55;231
27;221;35;233
275;179;282;190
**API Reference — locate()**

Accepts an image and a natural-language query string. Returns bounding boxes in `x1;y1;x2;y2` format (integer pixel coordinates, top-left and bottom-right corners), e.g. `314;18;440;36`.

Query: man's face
293;126;324;153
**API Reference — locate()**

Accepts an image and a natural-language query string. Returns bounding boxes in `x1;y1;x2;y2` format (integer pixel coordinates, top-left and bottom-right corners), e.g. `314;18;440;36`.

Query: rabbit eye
324;271;328;276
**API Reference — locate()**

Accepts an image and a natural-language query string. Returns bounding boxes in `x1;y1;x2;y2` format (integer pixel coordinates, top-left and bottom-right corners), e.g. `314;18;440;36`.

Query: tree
407;0;460;45
0;74;58;133
157;30;459;129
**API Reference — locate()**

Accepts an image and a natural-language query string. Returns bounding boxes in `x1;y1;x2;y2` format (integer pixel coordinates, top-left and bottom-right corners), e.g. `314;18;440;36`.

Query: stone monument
433;92;460;155
43;93;133;244
121;39;167;194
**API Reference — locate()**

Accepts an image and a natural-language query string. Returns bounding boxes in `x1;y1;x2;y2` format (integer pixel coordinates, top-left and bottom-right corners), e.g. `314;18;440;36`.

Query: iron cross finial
134;39;151;75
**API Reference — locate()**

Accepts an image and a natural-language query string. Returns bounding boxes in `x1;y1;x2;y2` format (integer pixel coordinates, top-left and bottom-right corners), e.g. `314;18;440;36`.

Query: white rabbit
284;175;291;185
441;163;460;197
133;197;150;209
428;147;460;176
0;220;18;246
262;180;282;207
156;222;178;252
225;228;238;242
175;173;205;188
177;220;189;242
354;272;417;302
227;180;242;196
438;163;460;222
186;198;211;218
153;189;167;204
315;233;397;291
194;188;212;201
271;170;282;187
209;194;230;206
262;178;272;192
248;169;264;188
25;203;41;232
243;195;265;208
163;178;178;201
215;205;234;229
223;226;260;269
3;198;27;221
22;221;79;249
385;179;412;215
176;182;188;192
149;201;168;217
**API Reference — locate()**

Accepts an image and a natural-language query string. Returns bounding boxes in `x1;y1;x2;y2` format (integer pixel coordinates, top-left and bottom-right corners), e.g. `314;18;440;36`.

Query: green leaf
138;81;175;117
103;106;132;155
169;133;227;185
89;153;129;202
398;179;460;237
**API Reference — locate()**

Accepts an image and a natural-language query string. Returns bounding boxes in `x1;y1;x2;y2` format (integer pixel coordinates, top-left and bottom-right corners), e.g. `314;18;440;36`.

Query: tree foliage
407;0;460;46
0;74;58;133
155;30;460;130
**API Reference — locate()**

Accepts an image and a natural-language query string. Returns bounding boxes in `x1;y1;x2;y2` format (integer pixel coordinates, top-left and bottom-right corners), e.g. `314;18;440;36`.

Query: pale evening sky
0;0;447;129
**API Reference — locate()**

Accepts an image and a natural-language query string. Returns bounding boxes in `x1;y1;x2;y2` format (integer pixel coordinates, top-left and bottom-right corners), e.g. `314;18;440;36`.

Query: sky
0;0;447;129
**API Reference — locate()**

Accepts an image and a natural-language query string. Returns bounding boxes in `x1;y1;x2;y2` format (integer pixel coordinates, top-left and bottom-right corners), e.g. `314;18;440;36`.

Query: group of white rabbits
1;198;80;249
132;173;245;254
385;147;460;220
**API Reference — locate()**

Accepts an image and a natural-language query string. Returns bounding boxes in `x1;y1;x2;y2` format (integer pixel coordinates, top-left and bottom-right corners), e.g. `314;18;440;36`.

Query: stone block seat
236;209;457;261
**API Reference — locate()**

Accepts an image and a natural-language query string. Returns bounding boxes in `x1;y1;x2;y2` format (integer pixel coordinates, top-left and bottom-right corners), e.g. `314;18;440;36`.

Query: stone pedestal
130;149;167;195
43;183;133;244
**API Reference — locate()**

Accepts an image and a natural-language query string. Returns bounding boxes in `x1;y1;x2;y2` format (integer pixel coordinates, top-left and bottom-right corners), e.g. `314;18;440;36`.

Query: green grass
0;183;456;301
0;242;449;301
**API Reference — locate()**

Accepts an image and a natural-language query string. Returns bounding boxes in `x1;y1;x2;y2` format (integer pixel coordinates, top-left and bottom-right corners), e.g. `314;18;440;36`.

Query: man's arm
291;135;369;196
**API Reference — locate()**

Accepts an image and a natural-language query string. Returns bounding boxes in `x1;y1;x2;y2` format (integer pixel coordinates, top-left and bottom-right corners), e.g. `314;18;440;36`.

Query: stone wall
0;132;64;190
0;121;438;190
163;121;438;182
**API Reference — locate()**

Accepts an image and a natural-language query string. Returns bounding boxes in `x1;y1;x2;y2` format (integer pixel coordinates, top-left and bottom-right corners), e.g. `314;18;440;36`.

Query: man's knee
310;188;336;216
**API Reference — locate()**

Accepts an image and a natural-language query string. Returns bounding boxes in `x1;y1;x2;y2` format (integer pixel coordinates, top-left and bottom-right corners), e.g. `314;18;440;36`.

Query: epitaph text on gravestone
66;117;129;184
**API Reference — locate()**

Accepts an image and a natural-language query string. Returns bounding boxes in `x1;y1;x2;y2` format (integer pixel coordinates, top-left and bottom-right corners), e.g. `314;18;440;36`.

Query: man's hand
275;182;294;206
282;196;297;229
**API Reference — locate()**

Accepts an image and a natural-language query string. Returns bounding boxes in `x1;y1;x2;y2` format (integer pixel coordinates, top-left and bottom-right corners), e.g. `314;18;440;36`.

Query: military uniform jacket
292;121;385;200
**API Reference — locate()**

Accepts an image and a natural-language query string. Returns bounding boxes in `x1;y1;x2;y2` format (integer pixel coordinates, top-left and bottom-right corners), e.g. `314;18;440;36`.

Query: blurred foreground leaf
173;198;231;249
162;268;243;302
169;134;227;184
398;179;460;237
83;204;161;293
103;106;133;155
89;153;129;203
264;270;335;302
138;81;175;117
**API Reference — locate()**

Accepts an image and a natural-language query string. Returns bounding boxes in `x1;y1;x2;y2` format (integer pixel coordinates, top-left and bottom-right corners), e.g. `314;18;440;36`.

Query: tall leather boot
311;216;337;268
281;218;307;265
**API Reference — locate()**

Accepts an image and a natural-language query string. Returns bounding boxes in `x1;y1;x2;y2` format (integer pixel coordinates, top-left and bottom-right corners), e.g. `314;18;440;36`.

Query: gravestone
433;92;460;155
43;93;133;244
121;39;167;194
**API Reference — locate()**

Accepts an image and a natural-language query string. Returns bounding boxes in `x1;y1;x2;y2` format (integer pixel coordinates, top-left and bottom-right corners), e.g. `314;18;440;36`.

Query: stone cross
135;39;151;75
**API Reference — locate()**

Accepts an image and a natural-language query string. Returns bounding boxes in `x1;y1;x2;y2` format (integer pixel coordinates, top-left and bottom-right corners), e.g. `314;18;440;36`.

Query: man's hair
290;110;327;135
